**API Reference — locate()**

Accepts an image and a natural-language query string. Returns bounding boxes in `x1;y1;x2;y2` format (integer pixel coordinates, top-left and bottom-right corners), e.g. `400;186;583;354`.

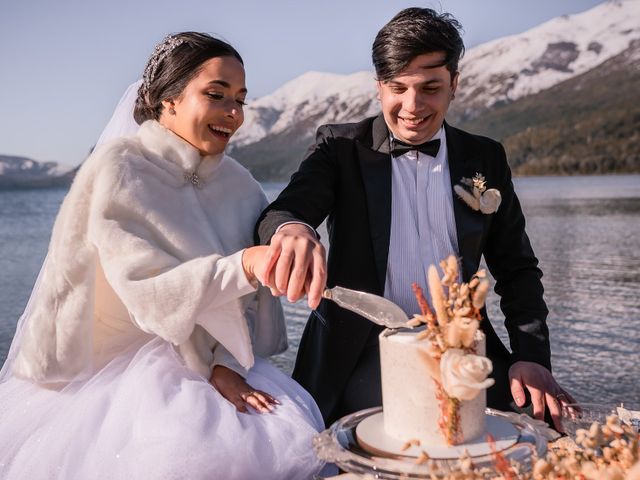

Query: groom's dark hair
134;32;243;124
372;8;464;82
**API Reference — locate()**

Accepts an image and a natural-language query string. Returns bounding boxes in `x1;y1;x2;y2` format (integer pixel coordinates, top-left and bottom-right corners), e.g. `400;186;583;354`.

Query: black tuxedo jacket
256;114;551;423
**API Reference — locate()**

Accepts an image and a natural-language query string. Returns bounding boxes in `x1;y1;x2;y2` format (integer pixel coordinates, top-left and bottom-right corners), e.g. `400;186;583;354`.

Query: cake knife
321;286;409;329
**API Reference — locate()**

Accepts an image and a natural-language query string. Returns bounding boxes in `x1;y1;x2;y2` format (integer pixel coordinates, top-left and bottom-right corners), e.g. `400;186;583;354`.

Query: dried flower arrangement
406;255;495;446
401;414;640;479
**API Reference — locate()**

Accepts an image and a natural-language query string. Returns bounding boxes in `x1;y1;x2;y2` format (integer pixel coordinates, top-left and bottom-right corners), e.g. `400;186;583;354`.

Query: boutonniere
453;173;501;214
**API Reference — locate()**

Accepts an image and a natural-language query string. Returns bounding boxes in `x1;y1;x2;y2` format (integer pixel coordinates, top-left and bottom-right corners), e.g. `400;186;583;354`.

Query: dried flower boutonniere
454;173;501;214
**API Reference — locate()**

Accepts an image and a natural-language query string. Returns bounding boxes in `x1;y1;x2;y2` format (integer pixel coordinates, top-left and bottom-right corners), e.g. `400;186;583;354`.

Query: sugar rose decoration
440;349;494;401
454;173;501;214
408;255;495;445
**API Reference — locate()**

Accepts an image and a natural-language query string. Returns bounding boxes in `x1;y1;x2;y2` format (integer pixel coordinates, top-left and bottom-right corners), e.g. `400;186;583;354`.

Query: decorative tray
314;407;556;479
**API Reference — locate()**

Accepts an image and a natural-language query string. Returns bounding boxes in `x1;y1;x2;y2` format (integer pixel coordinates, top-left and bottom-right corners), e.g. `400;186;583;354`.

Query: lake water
1;175;639;405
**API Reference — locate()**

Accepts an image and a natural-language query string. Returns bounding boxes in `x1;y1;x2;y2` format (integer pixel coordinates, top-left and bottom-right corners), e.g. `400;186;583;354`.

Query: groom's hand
259;223;326;309
509;361;576;432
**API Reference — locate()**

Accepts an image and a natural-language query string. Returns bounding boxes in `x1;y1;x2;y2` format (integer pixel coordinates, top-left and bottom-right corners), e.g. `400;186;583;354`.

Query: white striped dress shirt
384;127;460;315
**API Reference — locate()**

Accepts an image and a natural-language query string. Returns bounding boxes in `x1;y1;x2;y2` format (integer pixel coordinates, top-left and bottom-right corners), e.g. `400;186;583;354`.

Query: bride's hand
209;365;280;414
241;246;269;285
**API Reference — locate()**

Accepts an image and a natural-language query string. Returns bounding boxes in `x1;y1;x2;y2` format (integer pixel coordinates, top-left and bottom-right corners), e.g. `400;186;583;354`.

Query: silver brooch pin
184;171;203;189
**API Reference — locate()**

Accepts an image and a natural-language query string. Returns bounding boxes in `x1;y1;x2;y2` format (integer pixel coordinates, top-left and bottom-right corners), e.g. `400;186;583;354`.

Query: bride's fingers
241;390;280;413
244;393;272;413
267;393;281;405
254;389;280;406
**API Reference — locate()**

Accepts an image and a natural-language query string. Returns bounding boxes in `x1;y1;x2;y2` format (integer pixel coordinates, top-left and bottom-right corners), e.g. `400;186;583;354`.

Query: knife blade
321;286;409;329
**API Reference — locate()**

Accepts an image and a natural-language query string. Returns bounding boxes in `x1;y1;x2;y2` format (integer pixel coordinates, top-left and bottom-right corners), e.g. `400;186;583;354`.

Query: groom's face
377;51;458;145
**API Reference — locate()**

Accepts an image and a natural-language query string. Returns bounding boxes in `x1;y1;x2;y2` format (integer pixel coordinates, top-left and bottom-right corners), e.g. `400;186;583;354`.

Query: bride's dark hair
134;32;243;124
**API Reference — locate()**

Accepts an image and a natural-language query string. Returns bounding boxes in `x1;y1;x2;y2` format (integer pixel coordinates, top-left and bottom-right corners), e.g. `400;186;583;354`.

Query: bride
0;32;332;479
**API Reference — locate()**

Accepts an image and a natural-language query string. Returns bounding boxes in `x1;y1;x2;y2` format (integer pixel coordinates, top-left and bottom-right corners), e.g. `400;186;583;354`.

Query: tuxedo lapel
357;114;392;294
445;123;485;280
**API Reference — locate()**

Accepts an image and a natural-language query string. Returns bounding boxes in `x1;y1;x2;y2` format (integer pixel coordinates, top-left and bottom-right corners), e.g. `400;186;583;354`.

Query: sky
0;0;605;166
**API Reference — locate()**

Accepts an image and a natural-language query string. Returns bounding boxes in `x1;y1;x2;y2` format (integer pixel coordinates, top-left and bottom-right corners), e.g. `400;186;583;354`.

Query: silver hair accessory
141;35;187;96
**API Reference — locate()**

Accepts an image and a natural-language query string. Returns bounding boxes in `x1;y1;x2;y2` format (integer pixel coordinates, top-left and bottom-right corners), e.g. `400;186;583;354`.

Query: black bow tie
391;138;441;158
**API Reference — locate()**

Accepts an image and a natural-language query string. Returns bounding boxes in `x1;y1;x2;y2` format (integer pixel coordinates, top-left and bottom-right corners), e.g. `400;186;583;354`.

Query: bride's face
160;56;247;156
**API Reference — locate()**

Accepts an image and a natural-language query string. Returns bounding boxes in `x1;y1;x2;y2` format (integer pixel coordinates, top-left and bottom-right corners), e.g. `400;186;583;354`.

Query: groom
256;8;572;429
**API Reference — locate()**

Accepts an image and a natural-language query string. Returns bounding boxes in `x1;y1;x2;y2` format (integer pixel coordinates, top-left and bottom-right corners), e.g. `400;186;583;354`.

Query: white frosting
379;328;487;446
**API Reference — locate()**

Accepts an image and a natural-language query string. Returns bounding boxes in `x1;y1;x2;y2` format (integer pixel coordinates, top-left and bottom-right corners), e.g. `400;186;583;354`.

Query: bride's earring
161;99;176;116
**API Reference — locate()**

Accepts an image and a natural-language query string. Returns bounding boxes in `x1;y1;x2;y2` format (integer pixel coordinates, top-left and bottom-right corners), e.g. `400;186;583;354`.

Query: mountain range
228;0;640;180
0;155;75;189
2;0;638;186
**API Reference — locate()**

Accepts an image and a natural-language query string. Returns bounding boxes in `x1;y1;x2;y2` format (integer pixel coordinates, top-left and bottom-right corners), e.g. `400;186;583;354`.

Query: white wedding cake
380;329;488;447
378;255;494;447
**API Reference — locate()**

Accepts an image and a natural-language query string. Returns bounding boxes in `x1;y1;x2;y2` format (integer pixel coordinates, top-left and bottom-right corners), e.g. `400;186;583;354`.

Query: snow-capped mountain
452;0;640;120
0;155;75;188
228;0;639;180
231;71;378;148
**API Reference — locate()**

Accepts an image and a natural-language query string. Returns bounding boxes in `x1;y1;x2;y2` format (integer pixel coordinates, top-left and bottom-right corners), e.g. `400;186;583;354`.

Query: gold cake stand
313;407;556;479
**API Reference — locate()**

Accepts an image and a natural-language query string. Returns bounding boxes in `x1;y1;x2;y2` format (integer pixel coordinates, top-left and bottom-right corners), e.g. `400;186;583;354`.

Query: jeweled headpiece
141;35;187;97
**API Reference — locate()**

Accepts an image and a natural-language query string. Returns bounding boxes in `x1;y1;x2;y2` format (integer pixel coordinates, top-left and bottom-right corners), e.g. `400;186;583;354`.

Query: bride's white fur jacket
13;121;287;383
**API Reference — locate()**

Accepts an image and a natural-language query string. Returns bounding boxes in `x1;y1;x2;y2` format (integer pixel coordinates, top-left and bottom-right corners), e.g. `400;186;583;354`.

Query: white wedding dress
0;119;331;479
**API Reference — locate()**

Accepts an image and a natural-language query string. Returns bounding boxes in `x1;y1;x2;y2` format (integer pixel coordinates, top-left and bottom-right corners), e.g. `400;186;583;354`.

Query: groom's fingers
530;388;545;421
260;242;282;291
546;392;563;432
509;373;526;407
285;241;312;303
307;244;327;310
265;224;322;302
273;245;294;293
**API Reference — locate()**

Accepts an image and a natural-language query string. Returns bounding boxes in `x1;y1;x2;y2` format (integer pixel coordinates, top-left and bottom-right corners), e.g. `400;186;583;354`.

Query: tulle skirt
0;338;332;479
